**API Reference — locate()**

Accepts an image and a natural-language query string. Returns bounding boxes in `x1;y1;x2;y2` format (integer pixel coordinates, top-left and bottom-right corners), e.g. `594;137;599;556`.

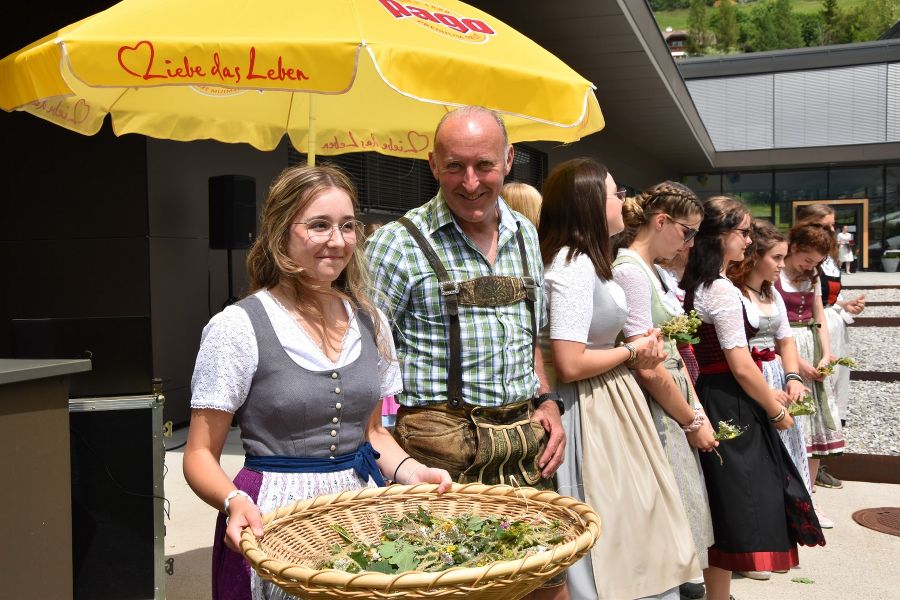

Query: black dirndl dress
686;289;825;572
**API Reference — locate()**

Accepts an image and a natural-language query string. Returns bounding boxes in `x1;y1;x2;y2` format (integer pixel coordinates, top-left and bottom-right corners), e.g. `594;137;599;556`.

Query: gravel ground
852;304;900;317
843;380;900;455
846;326;900;372
843;287;900;302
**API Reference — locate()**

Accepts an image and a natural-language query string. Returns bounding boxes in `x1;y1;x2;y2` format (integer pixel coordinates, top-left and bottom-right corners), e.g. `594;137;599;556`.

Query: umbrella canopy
0;0;604;160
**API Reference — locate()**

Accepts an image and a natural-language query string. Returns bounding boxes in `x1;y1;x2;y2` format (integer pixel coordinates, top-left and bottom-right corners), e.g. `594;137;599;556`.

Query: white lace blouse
190;290;403;413
693;277;750;350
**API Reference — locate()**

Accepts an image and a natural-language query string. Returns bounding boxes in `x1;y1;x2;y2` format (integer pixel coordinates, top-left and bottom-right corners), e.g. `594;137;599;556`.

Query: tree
854;0;898;40
688;0;713;54
715;0;740;51
747;0;803;52
819;0;841;45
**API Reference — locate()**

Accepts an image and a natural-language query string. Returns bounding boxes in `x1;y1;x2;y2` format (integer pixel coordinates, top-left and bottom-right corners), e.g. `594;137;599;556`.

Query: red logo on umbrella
378;0;495;43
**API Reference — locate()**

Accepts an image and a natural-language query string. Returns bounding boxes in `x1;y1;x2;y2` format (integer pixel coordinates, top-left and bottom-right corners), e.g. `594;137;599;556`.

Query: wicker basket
240;482;601;599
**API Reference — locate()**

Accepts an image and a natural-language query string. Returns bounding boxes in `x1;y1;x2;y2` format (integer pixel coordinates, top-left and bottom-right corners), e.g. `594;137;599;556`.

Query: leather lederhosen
393;217;549;488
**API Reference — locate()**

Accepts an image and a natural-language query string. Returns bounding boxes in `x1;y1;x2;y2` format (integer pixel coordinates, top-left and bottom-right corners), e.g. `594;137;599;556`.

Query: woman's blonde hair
246;164;384;357
502;182;542;226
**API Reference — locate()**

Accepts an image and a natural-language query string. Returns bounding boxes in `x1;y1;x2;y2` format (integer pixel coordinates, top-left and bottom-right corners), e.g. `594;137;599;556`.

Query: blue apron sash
244;442;385;486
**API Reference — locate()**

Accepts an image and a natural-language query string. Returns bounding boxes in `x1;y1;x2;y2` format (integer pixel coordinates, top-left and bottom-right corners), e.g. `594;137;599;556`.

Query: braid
615;180;704;250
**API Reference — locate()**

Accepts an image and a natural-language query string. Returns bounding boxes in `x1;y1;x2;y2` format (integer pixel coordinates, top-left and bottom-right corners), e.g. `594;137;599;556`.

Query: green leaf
368;560;395;574
330;523;354;543
791;576;815;584
378;541;398;559
349;549;369;570
393;547;419;572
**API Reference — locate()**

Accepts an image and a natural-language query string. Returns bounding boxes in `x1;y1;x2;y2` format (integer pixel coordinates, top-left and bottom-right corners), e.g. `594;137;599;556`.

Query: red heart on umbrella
407;130;429;153
117;41;159;80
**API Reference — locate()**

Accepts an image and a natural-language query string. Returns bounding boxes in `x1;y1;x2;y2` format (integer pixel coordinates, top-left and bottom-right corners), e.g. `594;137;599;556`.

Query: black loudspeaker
209;174;257;249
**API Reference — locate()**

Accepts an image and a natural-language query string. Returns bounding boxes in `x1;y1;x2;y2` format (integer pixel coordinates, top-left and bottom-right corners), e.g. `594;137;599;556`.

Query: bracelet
680;409;705;433
406;463;427;484
621;342;637;364
223;489;252;514
392;456;414;483
784;372;803;384
769;407;787;423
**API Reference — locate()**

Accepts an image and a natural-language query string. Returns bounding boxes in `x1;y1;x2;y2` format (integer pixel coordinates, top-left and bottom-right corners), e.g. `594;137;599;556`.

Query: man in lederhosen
366;106;567;598
366;107;566;597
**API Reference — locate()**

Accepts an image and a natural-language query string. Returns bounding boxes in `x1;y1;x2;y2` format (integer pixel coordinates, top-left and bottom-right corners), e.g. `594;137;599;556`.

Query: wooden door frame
792;199;869;269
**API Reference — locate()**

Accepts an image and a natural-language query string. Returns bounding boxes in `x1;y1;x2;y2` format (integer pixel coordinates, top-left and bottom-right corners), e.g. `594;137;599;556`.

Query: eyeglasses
664;215;699;242
733;227;752;239
294;219;362;243
614;187;627;201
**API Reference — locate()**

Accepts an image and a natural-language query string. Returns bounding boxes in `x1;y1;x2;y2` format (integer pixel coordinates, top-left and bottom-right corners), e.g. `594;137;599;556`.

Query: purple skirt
212;468;263;600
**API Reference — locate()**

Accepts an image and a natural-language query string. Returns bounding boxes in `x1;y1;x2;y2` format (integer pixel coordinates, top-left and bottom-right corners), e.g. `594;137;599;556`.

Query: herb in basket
659;310;702;345
711;420;745;465
817;356;858;377
321;506;565;574
789;394;816;416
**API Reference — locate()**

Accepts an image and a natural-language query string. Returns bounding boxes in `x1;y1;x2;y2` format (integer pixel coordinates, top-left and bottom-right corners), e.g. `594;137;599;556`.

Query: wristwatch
533;392;565;416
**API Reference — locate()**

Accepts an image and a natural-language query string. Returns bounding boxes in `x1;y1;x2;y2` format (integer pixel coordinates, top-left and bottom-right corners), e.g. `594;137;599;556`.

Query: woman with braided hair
611;181;716;592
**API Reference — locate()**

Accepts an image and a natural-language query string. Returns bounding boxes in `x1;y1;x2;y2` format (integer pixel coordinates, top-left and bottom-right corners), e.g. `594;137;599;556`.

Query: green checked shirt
365;191;547;408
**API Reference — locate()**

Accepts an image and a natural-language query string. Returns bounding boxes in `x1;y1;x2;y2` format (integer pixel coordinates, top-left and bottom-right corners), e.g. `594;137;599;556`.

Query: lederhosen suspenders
397;217;538;408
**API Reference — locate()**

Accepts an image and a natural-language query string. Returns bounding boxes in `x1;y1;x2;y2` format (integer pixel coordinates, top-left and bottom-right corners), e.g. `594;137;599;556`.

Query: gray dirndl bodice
234;295;380;458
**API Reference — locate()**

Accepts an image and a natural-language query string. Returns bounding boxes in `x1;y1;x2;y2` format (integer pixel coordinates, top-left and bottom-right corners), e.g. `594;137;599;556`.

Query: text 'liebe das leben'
117;41;309;85
321;131;431;155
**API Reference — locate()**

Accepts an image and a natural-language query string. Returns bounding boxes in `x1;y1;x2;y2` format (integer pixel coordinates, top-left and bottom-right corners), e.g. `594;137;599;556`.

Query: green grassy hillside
655;0;867;32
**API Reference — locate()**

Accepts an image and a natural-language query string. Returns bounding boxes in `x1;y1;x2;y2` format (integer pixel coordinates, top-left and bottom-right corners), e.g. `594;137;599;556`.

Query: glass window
775;170;827;203
774;169;827;228
884;165;900;251
681;174;721;197
723;171;773;222
829;166;883;199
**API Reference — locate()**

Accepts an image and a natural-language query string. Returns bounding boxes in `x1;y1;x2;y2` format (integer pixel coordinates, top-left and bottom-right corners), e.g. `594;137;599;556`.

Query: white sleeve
612;263;654;337
702;279;749;350
545;252;596;343
374;308;403;398
774;292;793;340
190;306;258;413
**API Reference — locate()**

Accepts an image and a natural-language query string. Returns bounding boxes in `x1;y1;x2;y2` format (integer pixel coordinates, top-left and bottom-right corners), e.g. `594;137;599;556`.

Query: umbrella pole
307;94;316;166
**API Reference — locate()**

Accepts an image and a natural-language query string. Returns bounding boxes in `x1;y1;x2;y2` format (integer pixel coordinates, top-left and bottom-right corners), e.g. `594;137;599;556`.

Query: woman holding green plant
727;219;814;548
681;196;824;600
775;223;844;498
539;159;699;600
612;181;716;585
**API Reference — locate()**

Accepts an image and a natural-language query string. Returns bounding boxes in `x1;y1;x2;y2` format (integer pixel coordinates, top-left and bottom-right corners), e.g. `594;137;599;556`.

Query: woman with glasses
775;222;843;528
183;165;451;600
681;197;824;600
611;181;716;593
539;159;699;600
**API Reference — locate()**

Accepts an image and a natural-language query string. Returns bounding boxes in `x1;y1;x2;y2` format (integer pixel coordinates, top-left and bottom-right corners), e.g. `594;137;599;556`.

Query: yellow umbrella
0;0;603;163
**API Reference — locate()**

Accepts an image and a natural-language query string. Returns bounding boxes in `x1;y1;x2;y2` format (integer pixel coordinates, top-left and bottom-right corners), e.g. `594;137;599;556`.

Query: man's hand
532;399;566;478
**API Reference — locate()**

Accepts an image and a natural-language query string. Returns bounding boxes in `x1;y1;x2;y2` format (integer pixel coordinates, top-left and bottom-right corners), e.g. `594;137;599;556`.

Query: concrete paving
162;427;900;600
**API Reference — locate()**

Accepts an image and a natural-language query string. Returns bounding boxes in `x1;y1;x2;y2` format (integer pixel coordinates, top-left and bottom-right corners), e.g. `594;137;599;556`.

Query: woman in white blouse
681;197;824;600
183;165;450;600
538;158;699;600
611;181;716;591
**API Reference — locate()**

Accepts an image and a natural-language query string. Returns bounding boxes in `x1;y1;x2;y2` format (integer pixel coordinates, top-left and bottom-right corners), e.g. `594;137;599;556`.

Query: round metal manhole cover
852;507;900;537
